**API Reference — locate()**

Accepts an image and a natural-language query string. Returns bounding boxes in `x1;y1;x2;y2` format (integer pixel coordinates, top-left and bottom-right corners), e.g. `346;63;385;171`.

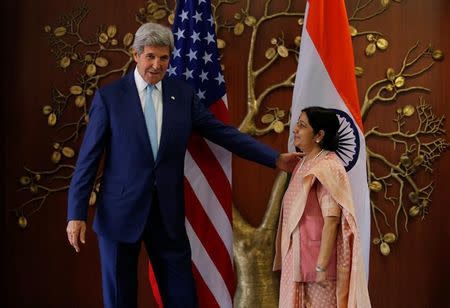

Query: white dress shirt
134;68;163;147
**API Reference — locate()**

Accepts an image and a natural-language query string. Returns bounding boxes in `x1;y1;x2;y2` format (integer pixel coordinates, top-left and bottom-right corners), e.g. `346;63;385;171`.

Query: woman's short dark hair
301;106;340;151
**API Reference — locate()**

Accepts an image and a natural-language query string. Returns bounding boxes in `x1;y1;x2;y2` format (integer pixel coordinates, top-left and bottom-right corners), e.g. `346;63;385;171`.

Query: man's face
133;45;170;85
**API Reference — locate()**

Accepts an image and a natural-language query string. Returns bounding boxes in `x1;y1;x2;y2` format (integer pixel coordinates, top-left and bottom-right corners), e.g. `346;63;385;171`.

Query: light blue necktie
144;84;158;159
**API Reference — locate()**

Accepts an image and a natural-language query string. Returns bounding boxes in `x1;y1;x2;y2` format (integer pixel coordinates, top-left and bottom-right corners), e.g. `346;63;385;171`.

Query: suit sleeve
67;91;109;221
191;94;279;168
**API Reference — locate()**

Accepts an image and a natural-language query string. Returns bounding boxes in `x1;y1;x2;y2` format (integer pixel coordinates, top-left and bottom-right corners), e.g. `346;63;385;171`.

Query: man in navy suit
66;22;299;308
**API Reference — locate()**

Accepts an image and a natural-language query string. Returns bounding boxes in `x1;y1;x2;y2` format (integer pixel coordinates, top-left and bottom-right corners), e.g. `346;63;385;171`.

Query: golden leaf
70;85;83;95
381;0;390;7
365;43;377;56
386;68;396;80
402;105;415;117
294;36;301;47
107;25;117;38
376;38;389;50
383;233;396;243
44;25;51;33
62;147;75;158
408;206;420;217
19;176;31;186
95;183;101;192
270;38;277;45
369;181;382;192
349;25;357;37
18;216;28;229
89;192;97;206
98;33;109;44
217;39;226;49
85;89;94;96
153;9;167;20
277;45;289;58
234;13;242;20
277;110;285;118
84;54;93;62
244;16;256;27
366;34;375;42
123;33;134;47
261;114;275;124
84;115;90;123
42;105;52;115
413;155;424;166
380;242;390;256
147;2;158;13
53;27;67;37
71;53;78;60
432;49;444;61
51;151;61;164
35;174;41;181
168;13;175;25
264;47;276;60
408;191;419;204
30;184;38;194
86;64;97;76
60;56;70;69
111;39;118;46
372;238;381;245
394;76;405;88
298;18;304;26
400;155;411;167
273;121;284;133
53;142;61;150
233;23;244;36
355;66;364;77
75;96;86;108
48;113;57;126
95;57;109;67
386;84;394;92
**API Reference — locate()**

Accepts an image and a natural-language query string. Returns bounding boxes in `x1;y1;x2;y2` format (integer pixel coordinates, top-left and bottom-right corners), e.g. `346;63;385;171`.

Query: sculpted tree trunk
233;172;288;308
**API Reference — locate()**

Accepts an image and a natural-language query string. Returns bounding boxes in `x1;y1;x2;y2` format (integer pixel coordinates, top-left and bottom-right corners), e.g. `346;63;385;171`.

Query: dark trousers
97;192;198;308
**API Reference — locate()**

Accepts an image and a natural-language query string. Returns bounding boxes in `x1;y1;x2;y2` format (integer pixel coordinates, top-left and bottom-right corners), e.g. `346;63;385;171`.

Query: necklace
298;149;325;171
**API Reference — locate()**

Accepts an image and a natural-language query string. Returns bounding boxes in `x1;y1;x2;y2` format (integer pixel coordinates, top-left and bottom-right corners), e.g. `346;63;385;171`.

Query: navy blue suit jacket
67;72;279;243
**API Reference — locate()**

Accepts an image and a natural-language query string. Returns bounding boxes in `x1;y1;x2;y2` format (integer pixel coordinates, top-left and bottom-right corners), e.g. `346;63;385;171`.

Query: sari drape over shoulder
273;152;371;308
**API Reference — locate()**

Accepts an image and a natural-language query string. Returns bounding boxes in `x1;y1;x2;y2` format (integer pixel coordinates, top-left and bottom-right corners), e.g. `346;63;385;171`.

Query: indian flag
288;0;371;276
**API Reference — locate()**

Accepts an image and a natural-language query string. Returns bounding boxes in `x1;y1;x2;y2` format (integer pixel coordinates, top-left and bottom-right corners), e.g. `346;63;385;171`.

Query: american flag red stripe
184;178;234;294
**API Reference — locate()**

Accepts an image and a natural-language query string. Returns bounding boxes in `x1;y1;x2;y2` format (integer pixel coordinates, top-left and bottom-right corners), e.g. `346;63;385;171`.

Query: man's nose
152;59;161;68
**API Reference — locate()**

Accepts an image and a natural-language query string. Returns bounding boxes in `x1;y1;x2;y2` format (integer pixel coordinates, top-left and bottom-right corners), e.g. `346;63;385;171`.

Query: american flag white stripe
185;220;233;308
184;151;233;260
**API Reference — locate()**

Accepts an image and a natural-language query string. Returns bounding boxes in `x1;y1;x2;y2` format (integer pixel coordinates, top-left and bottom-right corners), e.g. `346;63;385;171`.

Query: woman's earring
315;140;319;143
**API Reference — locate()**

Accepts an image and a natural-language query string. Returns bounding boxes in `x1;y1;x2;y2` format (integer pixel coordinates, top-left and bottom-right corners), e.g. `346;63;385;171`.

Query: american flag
150;0;234;307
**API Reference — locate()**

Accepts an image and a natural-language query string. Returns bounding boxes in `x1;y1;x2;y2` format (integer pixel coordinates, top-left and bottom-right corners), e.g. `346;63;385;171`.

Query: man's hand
275;152;304;172
66;220;87;253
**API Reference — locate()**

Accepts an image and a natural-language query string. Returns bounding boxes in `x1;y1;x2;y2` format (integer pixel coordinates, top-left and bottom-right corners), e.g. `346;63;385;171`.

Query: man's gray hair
132;22;174;54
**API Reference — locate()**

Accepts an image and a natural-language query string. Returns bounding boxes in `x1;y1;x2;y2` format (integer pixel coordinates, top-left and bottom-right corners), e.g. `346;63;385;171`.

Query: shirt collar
134;68;162;92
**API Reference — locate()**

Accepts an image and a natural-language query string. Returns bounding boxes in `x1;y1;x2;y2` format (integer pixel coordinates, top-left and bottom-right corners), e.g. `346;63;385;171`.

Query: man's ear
132;49;139;62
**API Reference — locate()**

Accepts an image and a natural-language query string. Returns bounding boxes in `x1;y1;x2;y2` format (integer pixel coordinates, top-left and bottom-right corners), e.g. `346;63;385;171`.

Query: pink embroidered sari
273;152;371;308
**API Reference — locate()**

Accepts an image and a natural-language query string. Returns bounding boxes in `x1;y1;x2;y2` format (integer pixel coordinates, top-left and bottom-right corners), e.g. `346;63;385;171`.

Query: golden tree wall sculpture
14;1;447;306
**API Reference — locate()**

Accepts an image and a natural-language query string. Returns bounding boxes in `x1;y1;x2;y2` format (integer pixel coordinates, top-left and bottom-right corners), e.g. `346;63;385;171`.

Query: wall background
2;0;449;307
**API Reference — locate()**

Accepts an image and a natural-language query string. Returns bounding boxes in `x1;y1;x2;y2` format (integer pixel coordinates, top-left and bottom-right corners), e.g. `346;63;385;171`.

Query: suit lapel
156;77;175;165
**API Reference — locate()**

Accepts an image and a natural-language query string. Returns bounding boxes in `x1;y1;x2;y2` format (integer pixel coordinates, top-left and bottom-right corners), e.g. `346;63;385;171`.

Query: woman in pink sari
273;107;371;307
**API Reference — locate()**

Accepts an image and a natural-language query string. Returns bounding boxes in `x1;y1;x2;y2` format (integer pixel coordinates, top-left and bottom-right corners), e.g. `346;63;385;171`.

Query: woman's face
293;112;320;152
